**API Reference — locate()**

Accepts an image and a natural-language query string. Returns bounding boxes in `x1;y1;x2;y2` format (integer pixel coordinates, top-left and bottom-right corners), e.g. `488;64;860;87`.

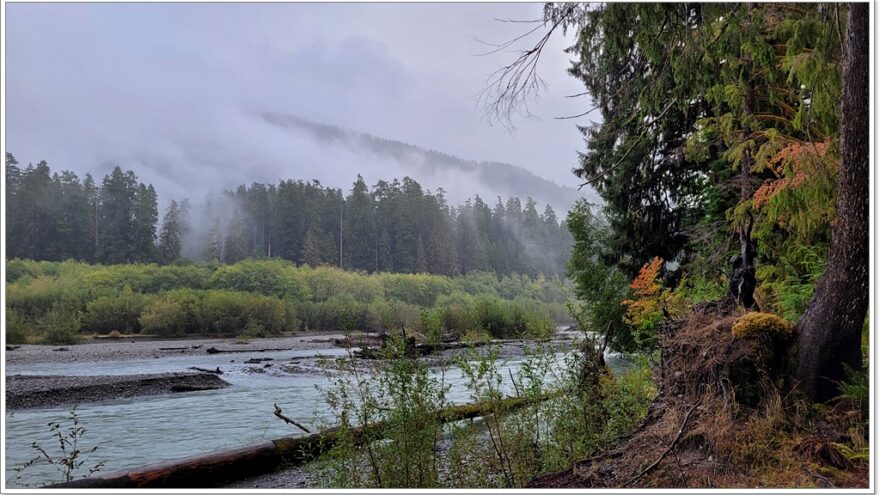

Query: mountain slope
261;113;590;211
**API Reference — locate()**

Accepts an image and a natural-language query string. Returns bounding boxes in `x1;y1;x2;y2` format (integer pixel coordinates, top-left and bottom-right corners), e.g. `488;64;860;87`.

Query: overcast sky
5;3;599;206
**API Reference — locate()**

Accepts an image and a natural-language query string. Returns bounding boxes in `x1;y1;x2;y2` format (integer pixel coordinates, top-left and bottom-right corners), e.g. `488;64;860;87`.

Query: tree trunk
729;4;758;308
794;3;869;402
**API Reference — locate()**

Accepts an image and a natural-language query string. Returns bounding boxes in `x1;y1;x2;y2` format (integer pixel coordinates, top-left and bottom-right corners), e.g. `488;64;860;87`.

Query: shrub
420;309;443;344
40;303;83;345
139;290;201;335
6;310;30;344
210;259;310;301
82;289;152;334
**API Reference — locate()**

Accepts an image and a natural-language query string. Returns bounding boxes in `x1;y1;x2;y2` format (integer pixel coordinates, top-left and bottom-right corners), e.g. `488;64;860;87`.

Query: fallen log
188;366;223;375
206;347;291;354
170;384;224;393
353;339;521;359
45;394;550;489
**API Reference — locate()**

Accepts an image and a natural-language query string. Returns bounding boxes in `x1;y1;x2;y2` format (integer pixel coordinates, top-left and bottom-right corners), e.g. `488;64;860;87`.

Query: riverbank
5;332;346;367
7;372;231;409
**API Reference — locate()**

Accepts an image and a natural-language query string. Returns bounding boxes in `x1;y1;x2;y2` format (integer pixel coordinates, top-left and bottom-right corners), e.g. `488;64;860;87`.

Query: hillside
261;113;590;212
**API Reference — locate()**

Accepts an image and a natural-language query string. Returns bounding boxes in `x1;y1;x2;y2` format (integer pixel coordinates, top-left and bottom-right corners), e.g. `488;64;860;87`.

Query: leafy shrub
82;289;153;334
40;303;83;345
6;310;30;344
139;291;199;336
210;259;310;301
419;309;443;344
139;289;292;336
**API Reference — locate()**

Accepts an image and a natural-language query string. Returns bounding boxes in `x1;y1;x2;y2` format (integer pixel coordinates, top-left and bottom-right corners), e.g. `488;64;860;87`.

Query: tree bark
794;3;869;402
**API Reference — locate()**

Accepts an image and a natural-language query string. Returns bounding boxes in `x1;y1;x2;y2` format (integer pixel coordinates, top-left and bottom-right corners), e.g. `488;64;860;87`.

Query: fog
5;3;600;211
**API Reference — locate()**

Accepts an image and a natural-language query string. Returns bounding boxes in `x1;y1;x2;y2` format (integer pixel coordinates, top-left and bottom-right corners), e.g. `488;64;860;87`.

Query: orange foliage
623;257;665;329
754;139;834;210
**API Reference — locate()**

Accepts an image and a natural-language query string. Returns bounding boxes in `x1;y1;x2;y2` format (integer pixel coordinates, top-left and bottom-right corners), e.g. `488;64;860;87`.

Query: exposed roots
529;302;868;489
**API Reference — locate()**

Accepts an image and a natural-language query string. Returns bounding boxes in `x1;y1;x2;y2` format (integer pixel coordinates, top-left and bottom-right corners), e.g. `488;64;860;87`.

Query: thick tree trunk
794;3;869;402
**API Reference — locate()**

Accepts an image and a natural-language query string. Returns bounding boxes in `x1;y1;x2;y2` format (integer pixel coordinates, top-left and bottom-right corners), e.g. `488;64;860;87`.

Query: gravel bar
6;372;231;410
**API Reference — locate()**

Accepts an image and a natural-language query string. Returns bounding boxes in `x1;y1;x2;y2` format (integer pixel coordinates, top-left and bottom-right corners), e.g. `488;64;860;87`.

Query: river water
5;332;628;487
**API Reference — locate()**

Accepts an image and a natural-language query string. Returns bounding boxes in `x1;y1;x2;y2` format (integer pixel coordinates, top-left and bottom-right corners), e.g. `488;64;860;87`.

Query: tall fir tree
158;200;182;264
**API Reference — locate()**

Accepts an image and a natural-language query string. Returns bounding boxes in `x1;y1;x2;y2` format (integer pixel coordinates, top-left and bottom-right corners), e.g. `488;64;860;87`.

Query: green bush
300;295;369;332
210;259;310;301
82;289;153;334
5;259;571;342
6;310;30;344
139;290;200;336
40;303;83;345
140;289;291;336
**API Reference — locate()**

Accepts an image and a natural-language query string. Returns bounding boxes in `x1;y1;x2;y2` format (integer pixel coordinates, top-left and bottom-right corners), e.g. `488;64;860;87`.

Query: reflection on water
5;340;630;487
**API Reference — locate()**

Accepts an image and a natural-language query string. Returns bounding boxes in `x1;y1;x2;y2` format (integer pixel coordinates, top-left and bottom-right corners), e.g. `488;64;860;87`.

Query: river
5;330;628;487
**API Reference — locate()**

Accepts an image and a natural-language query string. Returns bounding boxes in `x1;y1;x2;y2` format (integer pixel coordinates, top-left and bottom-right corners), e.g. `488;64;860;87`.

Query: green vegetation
317;338;655;488
5;258;570;344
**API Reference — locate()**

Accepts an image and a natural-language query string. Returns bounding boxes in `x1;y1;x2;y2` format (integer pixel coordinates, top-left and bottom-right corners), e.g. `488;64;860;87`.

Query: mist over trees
5;154;572;277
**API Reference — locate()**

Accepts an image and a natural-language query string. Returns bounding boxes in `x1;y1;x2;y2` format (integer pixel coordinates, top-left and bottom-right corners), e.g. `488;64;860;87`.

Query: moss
732;312;794;339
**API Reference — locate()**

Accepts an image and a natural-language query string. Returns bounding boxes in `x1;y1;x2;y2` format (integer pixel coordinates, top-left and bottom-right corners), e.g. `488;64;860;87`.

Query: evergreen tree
203;215;223;261
414;235;428;274
83;173;100;262
301;226;322;267
158;200;182;264
55;171;90;261
223;210;248;264
344;175;377;271
98;166;139;264
132;183;158;262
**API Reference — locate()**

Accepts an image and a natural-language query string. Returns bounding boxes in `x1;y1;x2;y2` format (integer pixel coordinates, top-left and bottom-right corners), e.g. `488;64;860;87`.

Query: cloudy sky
5;3;598;206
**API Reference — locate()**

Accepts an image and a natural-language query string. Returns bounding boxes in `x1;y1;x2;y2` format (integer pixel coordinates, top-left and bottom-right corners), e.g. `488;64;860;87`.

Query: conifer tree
158;200;182;264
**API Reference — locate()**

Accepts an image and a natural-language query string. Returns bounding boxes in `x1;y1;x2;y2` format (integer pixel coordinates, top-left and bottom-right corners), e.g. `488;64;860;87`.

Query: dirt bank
7;372;231;409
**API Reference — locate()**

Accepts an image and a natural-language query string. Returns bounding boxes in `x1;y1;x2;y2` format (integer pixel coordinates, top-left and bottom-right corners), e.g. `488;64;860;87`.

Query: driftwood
245;358;274;364
45;394;549;489
354;339;521;359
6;345;21;351
274;403;311;433
160;345;203;351
188;367;223;375
171;384;224;393
206;347;291;354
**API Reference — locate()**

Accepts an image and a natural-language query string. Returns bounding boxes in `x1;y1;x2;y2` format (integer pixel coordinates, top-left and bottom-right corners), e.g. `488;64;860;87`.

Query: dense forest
4;153;572;277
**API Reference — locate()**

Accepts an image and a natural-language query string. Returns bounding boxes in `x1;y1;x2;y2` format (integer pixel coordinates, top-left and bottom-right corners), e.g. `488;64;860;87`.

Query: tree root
625;396;703;487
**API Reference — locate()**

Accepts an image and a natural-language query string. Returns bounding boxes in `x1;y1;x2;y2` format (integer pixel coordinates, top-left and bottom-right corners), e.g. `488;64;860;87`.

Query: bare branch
478;4;579;130
273;402;311;434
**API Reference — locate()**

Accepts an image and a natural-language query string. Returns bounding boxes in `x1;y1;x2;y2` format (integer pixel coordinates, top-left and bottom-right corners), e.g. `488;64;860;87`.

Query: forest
3;1;872;490
4;155;572;277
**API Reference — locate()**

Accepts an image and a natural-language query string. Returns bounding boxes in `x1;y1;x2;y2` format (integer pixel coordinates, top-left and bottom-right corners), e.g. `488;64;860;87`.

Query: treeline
4;153;572;277
6;258;572;344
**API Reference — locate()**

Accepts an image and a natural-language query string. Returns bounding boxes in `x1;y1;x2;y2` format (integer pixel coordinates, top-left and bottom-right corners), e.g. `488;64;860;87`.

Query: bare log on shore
353;339;522;359
206;347;292;354
188;366;223;375
45;394;549;489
